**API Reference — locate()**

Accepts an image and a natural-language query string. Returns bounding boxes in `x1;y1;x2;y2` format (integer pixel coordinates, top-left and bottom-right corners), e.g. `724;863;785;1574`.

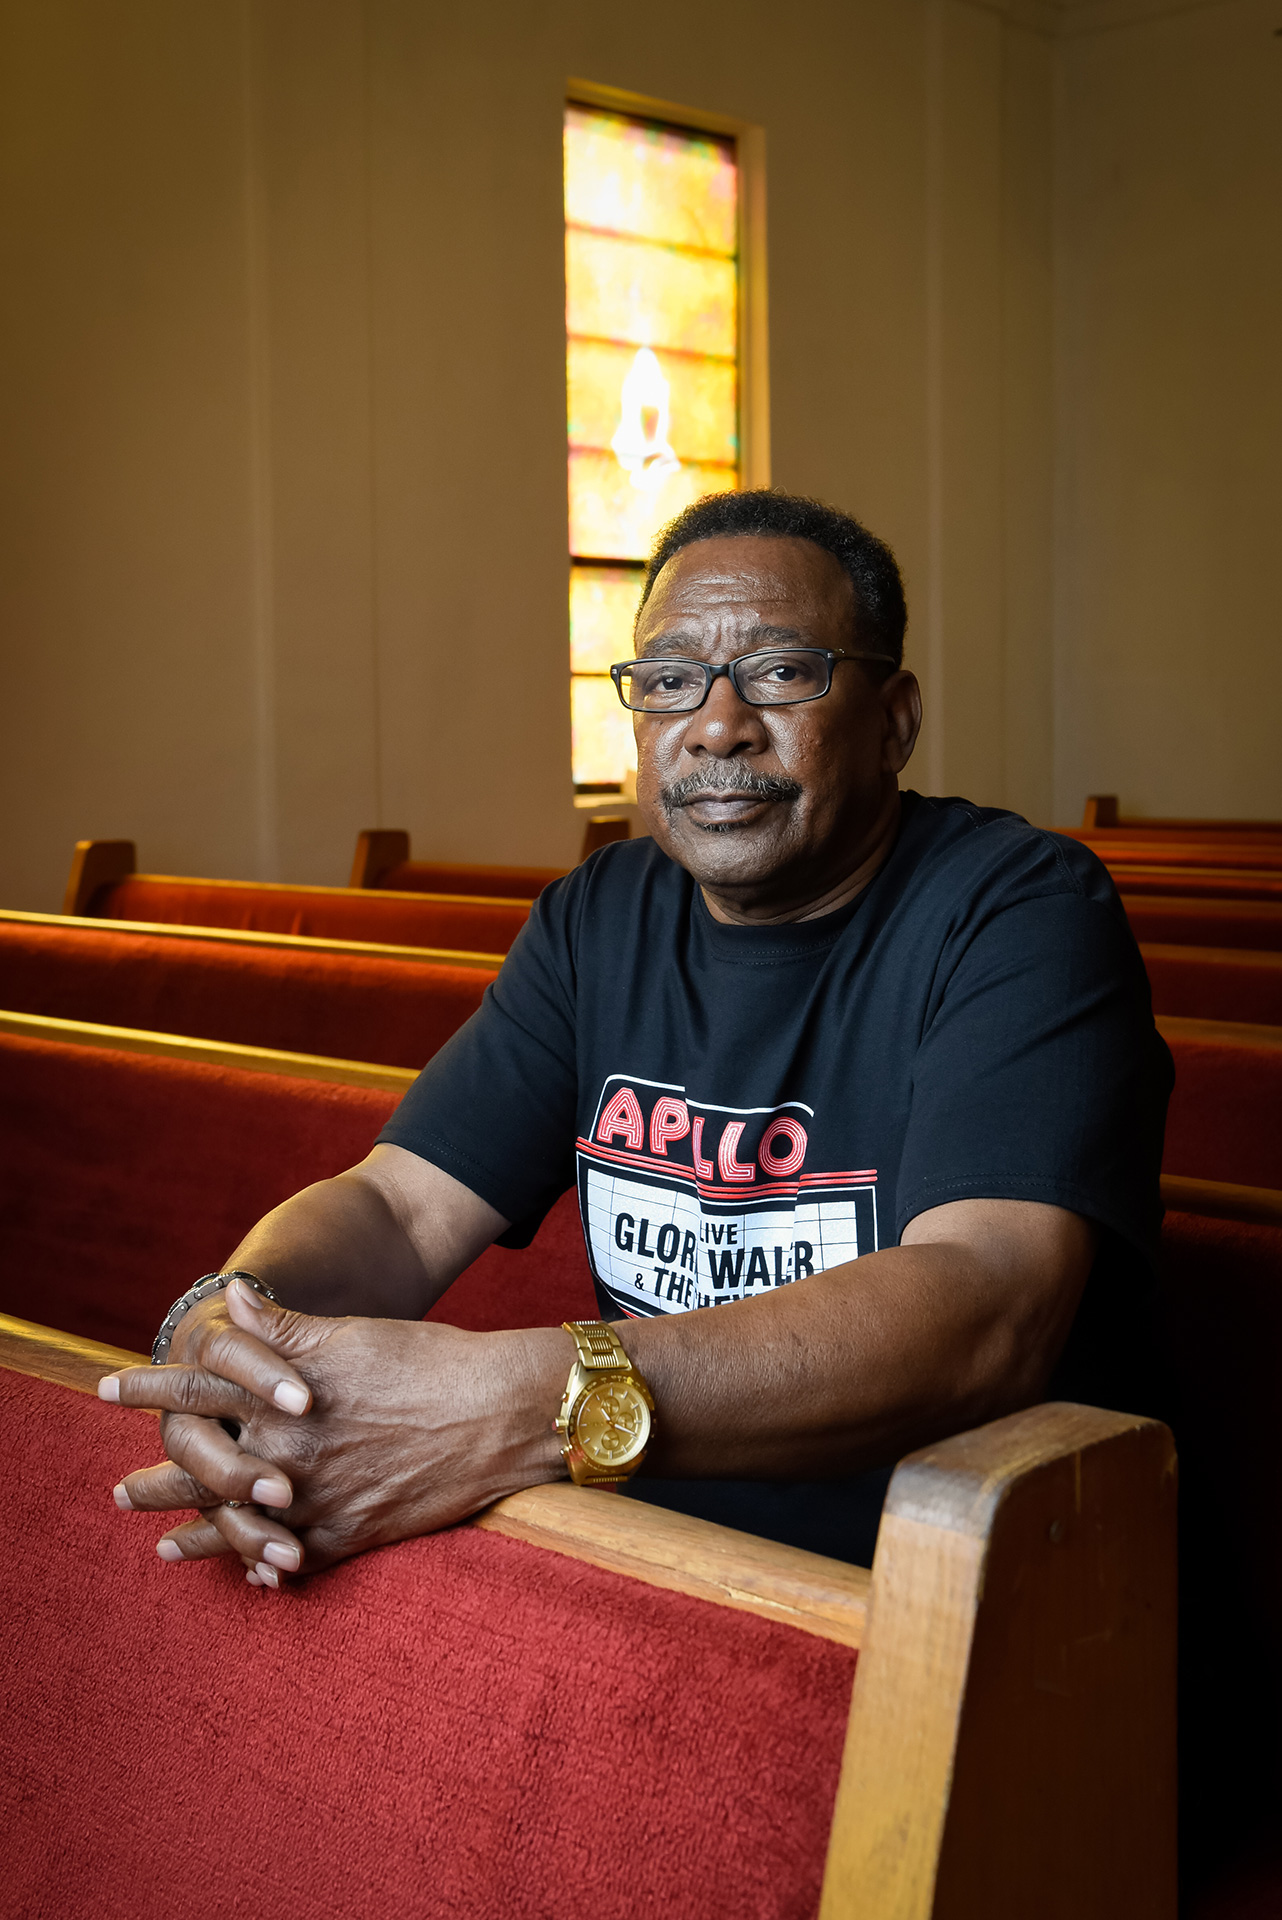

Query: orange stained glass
568;340;737;467
564;106;736;253
566;101;741;787
569;449;736;562
569;565;644;674
566;230;737;359
571;670;637;789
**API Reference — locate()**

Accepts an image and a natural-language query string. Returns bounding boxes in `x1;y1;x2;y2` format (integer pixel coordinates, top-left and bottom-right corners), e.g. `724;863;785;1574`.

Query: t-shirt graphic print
580;1075;878;1317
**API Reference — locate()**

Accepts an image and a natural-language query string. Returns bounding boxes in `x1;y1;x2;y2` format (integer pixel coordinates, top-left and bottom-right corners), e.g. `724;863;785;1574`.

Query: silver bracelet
151;1270;279;1365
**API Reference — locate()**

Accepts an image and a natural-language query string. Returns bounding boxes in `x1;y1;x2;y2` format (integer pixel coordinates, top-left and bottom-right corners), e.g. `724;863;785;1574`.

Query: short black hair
637;488;908;669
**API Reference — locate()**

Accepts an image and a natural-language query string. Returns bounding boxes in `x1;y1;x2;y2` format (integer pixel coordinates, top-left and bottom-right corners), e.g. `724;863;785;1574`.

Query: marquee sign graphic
576;1074;879;1319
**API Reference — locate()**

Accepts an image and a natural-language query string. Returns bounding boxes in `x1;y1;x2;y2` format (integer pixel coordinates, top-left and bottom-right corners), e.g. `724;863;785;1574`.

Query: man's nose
677;672;770;757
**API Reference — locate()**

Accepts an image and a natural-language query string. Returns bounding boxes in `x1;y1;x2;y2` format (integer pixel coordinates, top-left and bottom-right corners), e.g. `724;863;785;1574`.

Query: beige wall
0;0;1059;907
1053;0;1282;820
1;0;1274;912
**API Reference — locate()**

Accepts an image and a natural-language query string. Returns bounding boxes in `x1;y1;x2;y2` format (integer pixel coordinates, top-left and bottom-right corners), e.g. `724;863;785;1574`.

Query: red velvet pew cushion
1162;1032;1282;1188
1124;898;1282;952
0;1035;596;1353
92;876;529;953
0;1368;855;1920
0;920;494;1070
1142;946;1282;1025
377;859;563;898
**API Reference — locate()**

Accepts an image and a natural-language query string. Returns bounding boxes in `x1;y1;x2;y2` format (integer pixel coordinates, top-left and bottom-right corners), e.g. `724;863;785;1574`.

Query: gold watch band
562;1319;631;1372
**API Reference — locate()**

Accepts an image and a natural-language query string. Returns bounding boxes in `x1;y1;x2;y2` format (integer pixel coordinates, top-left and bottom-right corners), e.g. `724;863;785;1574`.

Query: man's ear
880;670;922;774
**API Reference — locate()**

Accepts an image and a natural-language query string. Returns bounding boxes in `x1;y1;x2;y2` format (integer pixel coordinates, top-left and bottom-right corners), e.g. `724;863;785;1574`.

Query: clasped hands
99;1279;570;1588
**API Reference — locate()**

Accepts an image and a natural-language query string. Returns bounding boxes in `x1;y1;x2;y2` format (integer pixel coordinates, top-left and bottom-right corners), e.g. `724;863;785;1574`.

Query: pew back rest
0;913;496;1070
1160;1017;1282;1189
82;874;532;952
0;1364;855;1920
0;1029;595;1353
1124;897;1282;952
1142;945;1282;1025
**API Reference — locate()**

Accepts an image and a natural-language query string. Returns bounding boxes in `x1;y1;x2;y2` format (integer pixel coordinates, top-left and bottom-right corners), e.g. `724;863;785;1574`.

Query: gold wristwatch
555;1320;655;1486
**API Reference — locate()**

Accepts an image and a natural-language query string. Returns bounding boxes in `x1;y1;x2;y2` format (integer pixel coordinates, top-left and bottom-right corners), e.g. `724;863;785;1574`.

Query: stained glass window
565;102;741;792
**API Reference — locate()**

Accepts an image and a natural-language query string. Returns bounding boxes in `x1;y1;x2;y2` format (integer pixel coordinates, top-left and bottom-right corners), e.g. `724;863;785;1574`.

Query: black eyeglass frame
608;646;899;715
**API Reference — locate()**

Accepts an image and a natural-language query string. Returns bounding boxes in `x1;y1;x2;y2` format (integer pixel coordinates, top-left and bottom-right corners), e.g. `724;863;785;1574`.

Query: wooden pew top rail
1;1315;1175;1918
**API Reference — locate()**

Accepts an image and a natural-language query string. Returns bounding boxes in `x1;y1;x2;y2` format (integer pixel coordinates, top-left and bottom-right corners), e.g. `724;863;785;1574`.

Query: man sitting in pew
100;489;1173;1586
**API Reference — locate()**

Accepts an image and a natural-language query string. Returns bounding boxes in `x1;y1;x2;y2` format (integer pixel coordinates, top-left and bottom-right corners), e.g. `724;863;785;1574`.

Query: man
101;490;1171;1587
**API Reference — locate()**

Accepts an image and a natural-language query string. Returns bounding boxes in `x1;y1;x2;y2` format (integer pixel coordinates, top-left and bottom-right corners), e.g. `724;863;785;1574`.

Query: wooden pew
1083;796;1282;836
1155;1176;1282;1910
0;908;499;1071
1158;1015;1282;1190
1124;895;1282;952
1142;944;1282;1024
0;1012;595;1353
1110;865;1282;903
0;1313;1174;1917
349;828;567;898
63;839;532;951
349;818;630;895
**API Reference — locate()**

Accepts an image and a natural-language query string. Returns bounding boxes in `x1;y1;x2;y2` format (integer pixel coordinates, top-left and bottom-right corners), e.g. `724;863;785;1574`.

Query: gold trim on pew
0;907;504;972
0;1008;417;1092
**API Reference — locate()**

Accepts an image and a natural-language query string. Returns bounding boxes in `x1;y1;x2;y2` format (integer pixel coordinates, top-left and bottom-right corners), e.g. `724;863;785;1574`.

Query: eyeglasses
609;646;896;714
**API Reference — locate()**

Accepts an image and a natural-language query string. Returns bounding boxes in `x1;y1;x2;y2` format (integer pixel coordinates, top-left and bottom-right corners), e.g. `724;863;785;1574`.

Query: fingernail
233;1277;266;1309
262;1540;300;1571
255;1562;280;1589
97;1376;121;1403
112;1483;133;1511
274;1381;308;1415
156;1539;184;1563
251;1477;291;1508
246;1568;263;1586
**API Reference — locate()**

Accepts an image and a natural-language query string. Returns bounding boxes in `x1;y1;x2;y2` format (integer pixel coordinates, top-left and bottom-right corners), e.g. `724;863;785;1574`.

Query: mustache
660;768;803;822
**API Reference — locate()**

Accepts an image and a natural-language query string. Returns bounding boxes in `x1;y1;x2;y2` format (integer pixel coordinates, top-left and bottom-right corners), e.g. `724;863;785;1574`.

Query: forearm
614;1216;1090;1480
222;1173;436;1319
222;1144;511;1320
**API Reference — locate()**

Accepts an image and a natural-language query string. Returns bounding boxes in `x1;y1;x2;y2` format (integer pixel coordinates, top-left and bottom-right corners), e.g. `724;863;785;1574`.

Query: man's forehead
637;535;853;648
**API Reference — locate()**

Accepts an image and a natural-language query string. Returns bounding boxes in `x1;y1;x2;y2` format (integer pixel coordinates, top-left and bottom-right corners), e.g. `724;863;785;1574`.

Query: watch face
574;1380;651;1469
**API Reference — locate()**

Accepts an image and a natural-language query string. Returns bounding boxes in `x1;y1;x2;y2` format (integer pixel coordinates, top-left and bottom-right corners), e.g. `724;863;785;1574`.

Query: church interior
2;2;1280;1915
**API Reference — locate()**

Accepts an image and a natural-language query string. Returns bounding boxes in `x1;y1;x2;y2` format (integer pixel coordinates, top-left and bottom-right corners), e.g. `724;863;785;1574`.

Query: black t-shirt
379;792;1171;1561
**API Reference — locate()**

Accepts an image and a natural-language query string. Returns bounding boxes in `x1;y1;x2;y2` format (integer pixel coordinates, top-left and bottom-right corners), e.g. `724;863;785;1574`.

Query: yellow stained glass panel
564;106;736;255
571;673;636;788
566;229;737;358
568;339;737;467
566;101;742;785
570;565;644;673
569;448;737;561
